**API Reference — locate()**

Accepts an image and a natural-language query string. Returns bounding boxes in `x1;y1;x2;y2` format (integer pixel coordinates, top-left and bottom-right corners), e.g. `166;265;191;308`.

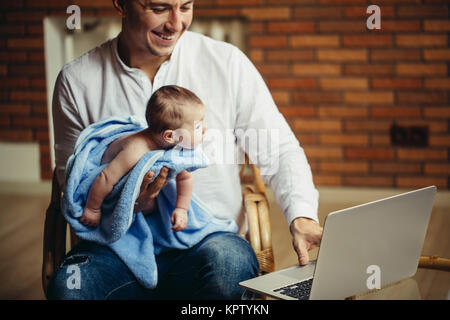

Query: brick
425;163;450;175
8;65;45;76
293;63;341;76
293;92;341;104
318;105;367;118
344;64;394;76
370;106;421;118
371;134;391;146
396;120;447;133
267;78;316;89
290;35;339;47
241;7;290;20
318;21;365;32
424;106;450;118
372;162;421;174
343;176;394;188
294;133;318;145
396;35;447;47
279;106;315;118
25;0;68;8
319;0;368;3
317;49;367;62
293;119;342;132
216;0;263;6
7;11;46;22
313;174;341;186
195;9;240;17
0;129;33;141
320;77;368;90
319;134;368;146
0;51;27;62
12;116;48;128
7;38;43;49
344;92;394;104
248;22;264;34
429;136;450;147
267;0;315;4
397;5;448;18
345;120;392;132
424;78;450;90
424;20;450;32
398;92;447;104
267;21;315;33
397;148;447;161
371;49;420;61
423;49;450;61
271;90;290;105
320;161;368;174
293;7;342;19
304;146;342;159
31;104;48;115
66;0;110;7
255;64;290;76
10;90;47;103
345;6;394;18
371;78;422;90
396;63;447;76
342;35;392;47
396;176;447;189
0;78;30;88
35;130;50;142
249;49;263;63
0;104;31;115
345;147;394;160
249;36;288;48
380;20;421;32
266;50;314;62
0;25;25;35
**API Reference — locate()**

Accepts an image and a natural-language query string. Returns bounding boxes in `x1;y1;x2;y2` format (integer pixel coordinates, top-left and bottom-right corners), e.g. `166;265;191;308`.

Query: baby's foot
80;207;101;227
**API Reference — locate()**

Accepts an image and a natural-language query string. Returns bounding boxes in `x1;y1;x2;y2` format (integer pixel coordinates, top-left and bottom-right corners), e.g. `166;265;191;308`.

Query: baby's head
145;85;206;149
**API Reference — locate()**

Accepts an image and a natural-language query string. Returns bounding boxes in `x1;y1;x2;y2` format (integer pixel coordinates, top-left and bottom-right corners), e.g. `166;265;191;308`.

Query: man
47;0;322;299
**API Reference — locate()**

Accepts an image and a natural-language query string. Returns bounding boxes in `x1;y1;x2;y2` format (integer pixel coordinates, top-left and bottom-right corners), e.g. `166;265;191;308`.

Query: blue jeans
46;231;259;300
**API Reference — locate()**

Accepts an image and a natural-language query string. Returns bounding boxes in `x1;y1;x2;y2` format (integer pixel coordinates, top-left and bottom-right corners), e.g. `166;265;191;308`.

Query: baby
80;85;207;231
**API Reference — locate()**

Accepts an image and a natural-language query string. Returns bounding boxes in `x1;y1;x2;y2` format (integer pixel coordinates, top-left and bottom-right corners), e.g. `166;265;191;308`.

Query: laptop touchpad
279;262;316;280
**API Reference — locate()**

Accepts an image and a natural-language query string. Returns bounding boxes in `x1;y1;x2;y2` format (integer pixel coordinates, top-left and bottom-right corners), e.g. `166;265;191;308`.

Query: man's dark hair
146;85;204;134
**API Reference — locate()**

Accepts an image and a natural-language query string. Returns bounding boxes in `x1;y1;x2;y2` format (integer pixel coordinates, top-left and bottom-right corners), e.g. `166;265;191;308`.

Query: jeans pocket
61;255;90;268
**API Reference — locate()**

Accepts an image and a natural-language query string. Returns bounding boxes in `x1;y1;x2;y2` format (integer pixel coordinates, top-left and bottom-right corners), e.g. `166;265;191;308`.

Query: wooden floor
0;184;448;300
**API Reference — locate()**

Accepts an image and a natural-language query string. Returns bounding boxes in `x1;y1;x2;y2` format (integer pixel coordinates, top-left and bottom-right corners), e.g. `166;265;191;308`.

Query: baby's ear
162;129;177;144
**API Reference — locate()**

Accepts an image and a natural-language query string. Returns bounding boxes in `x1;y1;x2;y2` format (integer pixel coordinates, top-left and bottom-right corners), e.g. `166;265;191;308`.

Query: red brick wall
1;0;449;189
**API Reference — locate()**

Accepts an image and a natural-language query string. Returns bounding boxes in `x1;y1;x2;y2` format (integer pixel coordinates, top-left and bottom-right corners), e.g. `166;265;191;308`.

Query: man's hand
134;167;169;213
290;217;323;266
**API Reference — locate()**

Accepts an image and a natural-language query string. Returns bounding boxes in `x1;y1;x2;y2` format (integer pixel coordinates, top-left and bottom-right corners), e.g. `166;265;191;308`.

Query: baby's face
176;103;206;149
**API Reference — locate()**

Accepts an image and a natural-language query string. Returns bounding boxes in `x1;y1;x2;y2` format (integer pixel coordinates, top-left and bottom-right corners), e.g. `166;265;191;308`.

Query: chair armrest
418;256;450;272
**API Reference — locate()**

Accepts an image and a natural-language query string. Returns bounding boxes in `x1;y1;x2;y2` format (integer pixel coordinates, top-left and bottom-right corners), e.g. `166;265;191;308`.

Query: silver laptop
239;186;436;300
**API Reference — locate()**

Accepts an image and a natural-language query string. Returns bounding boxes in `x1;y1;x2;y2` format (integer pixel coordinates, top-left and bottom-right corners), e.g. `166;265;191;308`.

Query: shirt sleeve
230;48;319;225
52;69;84;189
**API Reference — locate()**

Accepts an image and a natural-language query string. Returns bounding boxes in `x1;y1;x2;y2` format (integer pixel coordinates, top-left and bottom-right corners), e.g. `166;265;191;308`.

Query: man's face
122;0;194;57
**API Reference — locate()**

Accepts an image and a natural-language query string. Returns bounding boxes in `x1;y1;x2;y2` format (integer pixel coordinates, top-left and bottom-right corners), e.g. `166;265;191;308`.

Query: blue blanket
62;115;237;288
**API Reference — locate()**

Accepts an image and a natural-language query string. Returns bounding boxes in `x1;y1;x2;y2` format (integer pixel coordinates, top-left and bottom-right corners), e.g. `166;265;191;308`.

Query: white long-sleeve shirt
53;31;319;230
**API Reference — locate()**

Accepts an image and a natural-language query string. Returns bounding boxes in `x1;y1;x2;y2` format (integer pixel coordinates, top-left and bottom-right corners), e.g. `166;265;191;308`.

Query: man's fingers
141;171;154;193
148;167;168;195
296;242;310;266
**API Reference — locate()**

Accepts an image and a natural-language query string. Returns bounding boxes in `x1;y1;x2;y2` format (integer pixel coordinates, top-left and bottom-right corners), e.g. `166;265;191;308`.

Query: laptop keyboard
273;278;313;300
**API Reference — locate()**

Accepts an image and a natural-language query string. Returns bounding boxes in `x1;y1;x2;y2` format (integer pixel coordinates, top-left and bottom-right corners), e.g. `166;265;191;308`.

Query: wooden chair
41;162;449;296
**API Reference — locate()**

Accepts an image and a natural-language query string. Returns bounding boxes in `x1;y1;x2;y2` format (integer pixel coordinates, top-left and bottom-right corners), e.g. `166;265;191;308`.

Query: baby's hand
171;208;188;232
80;207;101;227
